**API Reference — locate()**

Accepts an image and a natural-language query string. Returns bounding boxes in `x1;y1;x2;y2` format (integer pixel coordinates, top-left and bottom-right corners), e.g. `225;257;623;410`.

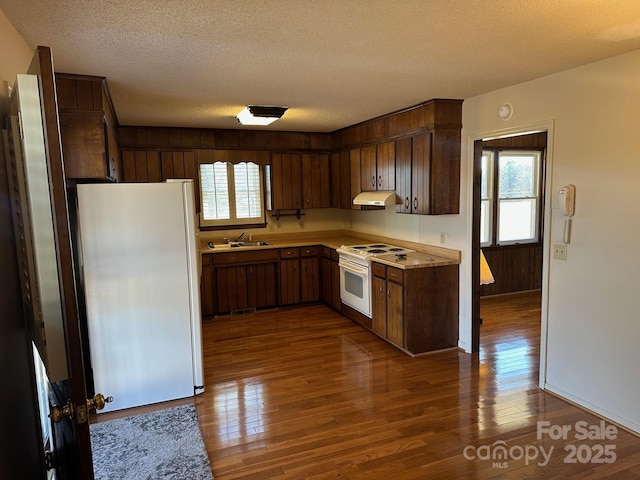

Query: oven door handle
339;261;369;275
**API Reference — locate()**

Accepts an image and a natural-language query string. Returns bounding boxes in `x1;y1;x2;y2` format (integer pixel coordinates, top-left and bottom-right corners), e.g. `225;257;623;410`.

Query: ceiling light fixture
235;105;288;126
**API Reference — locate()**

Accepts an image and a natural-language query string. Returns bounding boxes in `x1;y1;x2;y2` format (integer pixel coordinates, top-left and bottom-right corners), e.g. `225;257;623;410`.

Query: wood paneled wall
117;99;463;153
480;244;542;296
118;126;332;152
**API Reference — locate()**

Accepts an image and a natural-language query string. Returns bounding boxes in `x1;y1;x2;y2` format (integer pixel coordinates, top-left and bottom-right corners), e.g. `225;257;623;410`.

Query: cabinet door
376;141;395;191
331;151;352;209
270;153;286;210
372;276;387;337
330;255;341;311
430;129;461;214
246;263;278;309
201;257;216;317
218;265;248;313
272;153;303;210
330;152;341;209
339;151;352;209
321;255;332;305
386;281;404;347
411;132;432;215
349;148;362;209
301;256;320;302
302;153;330;208
59;114;109;180
395;136;412;214
279;258;300;305
360;144;377;192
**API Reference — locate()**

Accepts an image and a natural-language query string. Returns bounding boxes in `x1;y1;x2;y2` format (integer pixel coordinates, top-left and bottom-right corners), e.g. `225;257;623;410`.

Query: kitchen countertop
200;230;460;268
371;251;459;269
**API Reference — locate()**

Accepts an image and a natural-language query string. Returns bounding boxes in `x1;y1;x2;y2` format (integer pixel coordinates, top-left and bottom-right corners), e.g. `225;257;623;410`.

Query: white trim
544;384;640;434
464;119;555;391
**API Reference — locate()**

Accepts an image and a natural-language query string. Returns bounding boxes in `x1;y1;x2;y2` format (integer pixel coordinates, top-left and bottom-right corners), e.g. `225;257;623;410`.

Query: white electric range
336;243;414;317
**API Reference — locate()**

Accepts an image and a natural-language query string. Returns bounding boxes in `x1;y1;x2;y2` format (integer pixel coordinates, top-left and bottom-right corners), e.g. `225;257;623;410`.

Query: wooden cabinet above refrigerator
55;74;121;182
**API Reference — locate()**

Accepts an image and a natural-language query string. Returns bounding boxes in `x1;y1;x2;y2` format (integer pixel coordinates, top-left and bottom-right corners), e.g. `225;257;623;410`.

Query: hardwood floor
101;291;640;478
194;292;640;479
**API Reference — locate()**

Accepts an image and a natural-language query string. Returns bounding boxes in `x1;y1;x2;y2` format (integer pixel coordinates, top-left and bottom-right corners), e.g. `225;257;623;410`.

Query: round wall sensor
498;103;513;120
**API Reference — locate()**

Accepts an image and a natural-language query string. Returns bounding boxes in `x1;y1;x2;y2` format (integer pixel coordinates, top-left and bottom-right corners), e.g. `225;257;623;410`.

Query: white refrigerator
77;180;204;413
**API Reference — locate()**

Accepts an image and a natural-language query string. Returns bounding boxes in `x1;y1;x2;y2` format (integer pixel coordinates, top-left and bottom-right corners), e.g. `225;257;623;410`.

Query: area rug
90;404;214;480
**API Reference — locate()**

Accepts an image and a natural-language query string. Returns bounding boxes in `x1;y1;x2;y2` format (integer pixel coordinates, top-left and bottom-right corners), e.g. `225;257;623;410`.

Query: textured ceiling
3;1;640;132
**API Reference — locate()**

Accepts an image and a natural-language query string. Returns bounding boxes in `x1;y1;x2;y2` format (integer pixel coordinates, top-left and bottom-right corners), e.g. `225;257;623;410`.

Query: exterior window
199;161;265;227
481;150;542;246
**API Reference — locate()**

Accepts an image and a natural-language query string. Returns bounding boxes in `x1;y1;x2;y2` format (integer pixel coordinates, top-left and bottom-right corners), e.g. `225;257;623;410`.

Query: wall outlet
553;243;567;260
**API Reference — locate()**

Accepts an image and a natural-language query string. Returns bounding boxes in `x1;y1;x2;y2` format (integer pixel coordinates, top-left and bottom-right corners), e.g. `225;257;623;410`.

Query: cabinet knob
371;175;375;188
413;197;418;210
387;289;391;297
378;175;382;187
405;197;409;209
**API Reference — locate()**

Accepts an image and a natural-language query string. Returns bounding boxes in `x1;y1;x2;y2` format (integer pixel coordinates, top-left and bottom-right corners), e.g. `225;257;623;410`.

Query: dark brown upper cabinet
56;74;121;182
302;153;331;209
359;141;395;192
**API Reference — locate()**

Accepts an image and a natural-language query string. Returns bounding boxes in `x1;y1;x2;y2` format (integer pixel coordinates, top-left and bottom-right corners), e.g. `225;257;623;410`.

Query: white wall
0;8;32;113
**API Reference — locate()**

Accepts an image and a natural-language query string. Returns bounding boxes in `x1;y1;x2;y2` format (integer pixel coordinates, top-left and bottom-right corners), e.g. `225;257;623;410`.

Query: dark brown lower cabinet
371;261;459;354
321;247;341;311
300;246;320;303
279;248;301;305
201;254;215;316
201;250;278;316
372;265;404;348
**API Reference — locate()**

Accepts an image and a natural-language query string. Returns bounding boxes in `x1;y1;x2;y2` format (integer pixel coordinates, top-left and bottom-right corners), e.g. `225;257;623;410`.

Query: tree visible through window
481;150;542;246
199;161;264;227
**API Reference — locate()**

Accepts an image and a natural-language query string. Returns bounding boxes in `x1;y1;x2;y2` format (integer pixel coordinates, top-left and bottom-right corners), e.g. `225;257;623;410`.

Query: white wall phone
559;184;576;243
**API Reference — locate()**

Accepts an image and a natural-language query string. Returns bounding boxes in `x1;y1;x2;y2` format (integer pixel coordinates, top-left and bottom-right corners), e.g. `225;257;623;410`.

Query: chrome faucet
235;232;246;242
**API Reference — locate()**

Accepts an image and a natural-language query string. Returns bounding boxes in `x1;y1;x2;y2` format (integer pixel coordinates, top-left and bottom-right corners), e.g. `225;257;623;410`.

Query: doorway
471;127;551;381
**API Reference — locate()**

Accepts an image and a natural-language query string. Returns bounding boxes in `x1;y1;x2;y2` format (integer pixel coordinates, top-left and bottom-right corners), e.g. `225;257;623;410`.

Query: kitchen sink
207;240;272;249
229;241;271;247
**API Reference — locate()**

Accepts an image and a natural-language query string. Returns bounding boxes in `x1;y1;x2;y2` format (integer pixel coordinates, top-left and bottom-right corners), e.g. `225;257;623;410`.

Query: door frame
468;120;554;388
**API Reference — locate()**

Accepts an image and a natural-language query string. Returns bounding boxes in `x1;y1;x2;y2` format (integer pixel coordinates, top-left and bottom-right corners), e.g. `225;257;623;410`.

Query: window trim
199;161;266;228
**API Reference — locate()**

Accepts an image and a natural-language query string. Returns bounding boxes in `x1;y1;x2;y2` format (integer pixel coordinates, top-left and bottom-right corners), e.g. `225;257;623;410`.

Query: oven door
338;258;371;317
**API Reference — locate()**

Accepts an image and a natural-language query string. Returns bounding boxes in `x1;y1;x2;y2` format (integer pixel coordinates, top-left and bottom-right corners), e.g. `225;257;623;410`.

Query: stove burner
367;249;387;254
388;247;404;252
352;246;367;249
369;244;388;248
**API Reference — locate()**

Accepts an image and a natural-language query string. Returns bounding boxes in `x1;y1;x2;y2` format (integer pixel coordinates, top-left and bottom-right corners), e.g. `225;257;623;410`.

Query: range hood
352;191;398;206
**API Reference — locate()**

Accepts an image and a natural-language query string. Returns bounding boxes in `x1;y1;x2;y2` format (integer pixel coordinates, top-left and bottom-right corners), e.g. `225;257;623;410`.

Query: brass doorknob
49;402;74;423
87;393;113;412
49;393;112;424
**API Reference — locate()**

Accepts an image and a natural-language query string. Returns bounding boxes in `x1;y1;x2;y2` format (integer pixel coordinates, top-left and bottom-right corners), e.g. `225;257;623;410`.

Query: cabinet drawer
371;262;386;278
322;246;332;259
280;247;300;259
211;249;279;265
387;266;404;284
201;253;212;266
301;246;319;257
330;249;339;262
